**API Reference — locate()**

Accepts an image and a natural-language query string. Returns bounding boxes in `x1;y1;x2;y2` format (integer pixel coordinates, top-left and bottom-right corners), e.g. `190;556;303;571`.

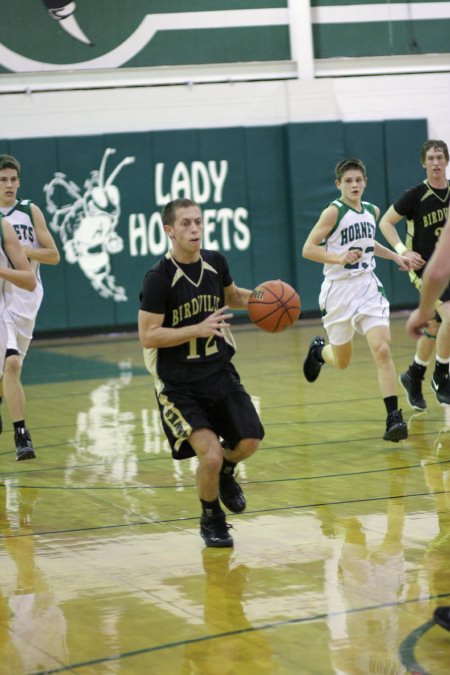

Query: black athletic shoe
399;370;427;411
15;428;36;461
303;336;325;382
200;513;234;548
383;410;408;442
219;473;246;513
434;606;450;631
431;373;450;406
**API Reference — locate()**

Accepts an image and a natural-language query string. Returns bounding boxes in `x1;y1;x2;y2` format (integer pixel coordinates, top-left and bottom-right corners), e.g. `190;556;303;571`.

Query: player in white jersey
0;215;36;395
302;158;411;442
0;155;60;460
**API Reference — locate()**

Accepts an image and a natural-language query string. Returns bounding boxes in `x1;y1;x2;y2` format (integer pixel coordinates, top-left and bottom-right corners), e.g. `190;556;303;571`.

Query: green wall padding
0;117;428;334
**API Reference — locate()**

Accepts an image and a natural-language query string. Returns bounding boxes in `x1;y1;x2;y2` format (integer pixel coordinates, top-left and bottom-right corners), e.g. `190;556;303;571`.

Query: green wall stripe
313;20;450;57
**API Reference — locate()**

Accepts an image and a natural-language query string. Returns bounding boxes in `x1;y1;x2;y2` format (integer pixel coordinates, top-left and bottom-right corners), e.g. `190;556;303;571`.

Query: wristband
394;242;407;255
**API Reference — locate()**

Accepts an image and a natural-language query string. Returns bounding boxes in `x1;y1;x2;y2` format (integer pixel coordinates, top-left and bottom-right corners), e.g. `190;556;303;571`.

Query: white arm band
394;242;407;255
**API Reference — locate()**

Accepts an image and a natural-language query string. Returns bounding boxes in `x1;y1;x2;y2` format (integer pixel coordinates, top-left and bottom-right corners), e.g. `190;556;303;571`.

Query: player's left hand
406;308;434;339
396;254;412;272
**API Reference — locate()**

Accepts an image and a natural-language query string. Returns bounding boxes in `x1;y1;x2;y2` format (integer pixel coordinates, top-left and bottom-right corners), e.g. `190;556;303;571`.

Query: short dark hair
0;154;20;175
420;140;449;163
162;199;200;226
335;158;366;181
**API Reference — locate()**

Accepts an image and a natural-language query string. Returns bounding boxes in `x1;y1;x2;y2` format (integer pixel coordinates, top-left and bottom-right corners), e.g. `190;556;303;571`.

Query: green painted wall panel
343;122;387;207
384;120;431;204
124;27;290;68
313;21;450;58
287;121;347;311
244;126;293;285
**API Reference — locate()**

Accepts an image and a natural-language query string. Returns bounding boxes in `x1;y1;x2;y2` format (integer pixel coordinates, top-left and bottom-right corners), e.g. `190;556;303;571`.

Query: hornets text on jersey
322;199;378;281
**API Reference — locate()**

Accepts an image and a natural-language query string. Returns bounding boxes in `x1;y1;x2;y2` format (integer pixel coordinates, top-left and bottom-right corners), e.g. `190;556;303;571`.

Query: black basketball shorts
156;363;265;459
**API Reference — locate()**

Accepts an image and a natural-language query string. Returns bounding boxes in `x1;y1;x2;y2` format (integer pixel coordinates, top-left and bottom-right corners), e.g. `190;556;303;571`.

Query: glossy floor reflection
1;317;450;673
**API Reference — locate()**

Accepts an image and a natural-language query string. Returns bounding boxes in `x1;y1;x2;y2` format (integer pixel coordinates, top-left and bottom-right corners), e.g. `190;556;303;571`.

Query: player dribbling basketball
138;198;264;548
302;158;411;442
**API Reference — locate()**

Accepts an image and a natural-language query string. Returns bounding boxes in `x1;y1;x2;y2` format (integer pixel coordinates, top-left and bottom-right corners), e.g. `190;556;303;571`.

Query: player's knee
4;354;21;377
236;438;260;458
201;448;223;474
372;341;391;364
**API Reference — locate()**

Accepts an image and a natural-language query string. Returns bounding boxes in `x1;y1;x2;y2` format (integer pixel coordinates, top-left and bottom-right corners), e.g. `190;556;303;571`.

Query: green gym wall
0;118;427;334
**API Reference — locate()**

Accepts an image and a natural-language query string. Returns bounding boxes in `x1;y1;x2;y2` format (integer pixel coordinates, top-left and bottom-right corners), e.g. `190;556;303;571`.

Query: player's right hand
340;249;362;265
198;306;234;338
405;249;426;270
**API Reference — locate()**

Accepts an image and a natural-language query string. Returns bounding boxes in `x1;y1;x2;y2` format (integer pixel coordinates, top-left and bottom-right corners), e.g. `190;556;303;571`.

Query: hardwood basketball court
1;316;449;674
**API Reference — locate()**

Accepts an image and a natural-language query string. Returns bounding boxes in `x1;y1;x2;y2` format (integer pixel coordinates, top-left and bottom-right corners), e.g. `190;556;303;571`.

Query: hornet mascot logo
42;1;93;45
44;149;135;302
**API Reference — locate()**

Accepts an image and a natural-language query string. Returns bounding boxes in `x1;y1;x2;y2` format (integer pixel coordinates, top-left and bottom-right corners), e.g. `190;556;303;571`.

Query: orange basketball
248;279;301;333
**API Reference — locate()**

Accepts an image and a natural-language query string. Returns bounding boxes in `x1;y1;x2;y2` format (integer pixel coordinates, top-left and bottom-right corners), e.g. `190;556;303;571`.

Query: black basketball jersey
140;249;236;383
394;180;450;267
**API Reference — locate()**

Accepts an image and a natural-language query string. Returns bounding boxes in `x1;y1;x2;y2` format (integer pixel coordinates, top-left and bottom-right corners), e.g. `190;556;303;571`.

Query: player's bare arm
0;219;36;291
302;206;361;265
407;215;450;339
373;241;411;271
224;282;252;309
138;306;234;349
24;205;60;265
379;205;425;269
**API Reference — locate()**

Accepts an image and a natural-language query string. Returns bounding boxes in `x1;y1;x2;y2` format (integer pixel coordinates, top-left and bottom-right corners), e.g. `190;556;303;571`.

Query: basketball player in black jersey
406;211;450;632
138;199;264;548
380;140;450;410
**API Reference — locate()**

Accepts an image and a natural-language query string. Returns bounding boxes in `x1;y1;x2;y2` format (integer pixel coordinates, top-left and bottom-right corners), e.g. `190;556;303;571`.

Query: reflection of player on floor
331;504;407;673
139;198;264;548
2;480;68;670
380;140;450;411
302;158;410;442
420;453;450;633
182;548;275;673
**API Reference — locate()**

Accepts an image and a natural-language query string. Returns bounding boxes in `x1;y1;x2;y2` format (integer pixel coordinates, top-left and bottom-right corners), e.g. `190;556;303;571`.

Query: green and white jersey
0;215;11;308
0;199;43;320
0;216;9;374
0;215;10;265
323;199;378;281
